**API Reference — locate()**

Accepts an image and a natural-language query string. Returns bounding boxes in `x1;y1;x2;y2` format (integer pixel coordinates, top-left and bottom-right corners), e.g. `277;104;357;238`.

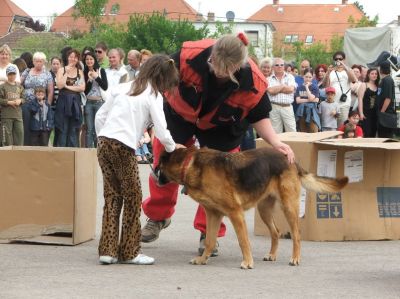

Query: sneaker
121;254;155;265
198;233;219;257
141;218;171;243
99;255;118;265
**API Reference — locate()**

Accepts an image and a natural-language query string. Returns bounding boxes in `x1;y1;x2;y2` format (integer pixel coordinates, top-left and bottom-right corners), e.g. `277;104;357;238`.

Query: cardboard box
255;133;400;241
0;146;97;245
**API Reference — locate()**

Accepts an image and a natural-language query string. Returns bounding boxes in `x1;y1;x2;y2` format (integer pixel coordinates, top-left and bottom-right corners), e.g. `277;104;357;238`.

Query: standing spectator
295;68;320;132
376;61;396;138
49;57;62;146
27;87;54;146
357;68;379;137
20;52;54;146
350;64;363;111
135;131;152;163
55;49;85;147
318;86;340;131
95;42;109;68
140;49;153;65
315;64;328;102
83;51;108;148
259;57;272;78
126;50;141;81
12;58;27;74
20;52;34;69
267;57;297;133
323;51;357;126
0;65;24;145
0;44;20;84
105;48;128;94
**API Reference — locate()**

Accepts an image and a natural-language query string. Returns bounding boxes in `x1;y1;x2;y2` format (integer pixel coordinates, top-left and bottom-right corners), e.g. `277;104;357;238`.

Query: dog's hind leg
257;195;279;262
190;208;223;266
228;211;254;269
279;179;301;266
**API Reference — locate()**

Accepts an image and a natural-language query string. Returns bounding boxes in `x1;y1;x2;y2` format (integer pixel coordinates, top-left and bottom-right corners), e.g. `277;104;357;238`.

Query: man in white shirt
267;57;297;133
126;50;141;81
105;49;129;96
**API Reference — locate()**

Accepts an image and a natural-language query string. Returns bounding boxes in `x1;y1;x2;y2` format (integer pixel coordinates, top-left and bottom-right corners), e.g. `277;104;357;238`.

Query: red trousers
142;138;239;237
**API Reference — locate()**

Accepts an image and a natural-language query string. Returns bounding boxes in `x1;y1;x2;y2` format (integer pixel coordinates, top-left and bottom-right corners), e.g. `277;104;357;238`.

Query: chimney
273;0;279;5
342;0;348;4
196;13;203;22
207;12;215;22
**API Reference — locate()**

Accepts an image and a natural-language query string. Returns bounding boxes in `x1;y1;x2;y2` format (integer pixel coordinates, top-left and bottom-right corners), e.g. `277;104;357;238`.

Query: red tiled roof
52;0;199;33
248;4;364;44
0;0;30;36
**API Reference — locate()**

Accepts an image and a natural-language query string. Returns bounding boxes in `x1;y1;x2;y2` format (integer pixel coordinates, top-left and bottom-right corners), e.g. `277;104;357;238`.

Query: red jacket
165;39;268;130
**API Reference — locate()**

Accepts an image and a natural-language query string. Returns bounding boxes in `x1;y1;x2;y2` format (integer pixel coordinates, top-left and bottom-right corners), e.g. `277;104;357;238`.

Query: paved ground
1;165;399;299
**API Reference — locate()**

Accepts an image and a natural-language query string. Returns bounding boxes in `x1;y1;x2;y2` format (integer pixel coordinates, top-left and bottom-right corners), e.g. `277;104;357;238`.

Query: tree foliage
348;15;379;28
25;18;46;32
125;13;207;54
73;0;109;32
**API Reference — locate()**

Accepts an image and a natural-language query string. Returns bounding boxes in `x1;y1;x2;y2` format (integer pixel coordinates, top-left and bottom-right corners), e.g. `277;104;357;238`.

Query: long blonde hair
211;34;248;84
130;54;179;96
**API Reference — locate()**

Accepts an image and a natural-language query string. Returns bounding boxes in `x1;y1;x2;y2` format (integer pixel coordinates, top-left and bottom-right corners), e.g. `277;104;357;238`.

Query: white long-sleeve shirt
95;84;176;152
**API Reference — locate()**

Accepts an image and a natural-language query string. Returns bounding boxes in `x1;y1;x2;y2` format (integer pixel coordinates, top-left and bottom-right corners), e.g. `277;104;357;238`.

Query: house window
305;35;313;44
284;34;299;43
110;4;120;15
245;31;259;47
284;35;292;43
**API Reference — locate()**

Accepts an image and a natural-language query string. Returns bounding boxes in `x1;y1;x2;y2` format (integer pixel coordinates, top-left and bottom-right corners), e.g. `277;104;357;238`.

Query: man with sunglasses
266;57;297;133
95;42;109;69
323;51;357;126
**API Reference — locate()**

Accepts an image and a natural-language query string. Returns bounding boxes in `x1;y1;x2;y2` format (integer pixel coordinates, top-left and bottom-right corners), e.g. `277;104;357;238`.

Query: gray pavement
1;164;399;299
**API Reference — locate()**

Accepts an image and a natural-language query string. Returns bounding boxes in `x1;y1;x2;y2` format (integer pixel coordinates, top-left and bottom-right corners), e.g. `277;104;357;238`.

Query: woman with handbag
323;51;357;127
377;61;396;138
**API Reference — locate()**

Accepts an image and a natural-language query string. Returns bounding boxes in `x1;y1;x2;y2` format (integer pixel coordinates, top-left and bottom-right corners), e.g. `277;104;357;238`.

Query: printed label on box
344;150;363;183
376;187;400;218
316;192;343;219
317;150;337;178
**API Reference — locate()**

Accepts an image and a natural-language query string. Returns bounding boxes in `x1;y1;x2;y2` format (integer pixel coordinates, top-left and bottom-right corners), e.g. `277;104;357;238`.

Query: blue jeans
135;143;150;156
56;115;79;147
240;126;256;151
84;100;104;148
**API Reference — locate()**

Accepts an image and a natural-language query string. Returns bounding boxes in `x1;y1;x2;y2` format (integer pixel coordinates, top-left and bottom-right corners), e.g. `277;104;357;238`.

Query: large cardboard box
255;133;400;241
0;146;97;245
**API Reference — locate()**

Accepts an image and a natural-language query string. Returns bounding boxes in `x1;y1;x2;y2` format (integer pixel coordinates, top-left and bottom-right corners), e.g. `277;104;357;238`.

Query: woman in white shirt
0;44;20;84
323;51;357;126
95;54;184;265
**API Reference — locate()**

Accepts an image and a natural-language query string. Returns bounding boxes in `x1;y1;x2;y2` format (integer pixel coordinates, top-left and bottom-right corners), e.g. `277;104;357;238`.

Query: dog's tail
296;163;348;193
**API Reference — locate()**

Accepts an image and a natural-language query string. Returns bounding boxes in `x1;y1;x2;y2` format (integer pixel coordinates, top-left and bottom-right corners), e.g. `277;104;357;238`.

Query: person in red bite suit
141;33;295;256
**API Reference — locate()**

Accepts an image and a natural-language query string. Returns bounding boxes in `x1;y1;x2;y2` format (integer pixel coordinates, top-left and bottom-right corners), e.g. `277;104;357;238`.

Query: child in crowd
95;54;184;265
318;86;340;131
338;110;363;138
135;130;152;163
0;65;25;145
27;87;54;146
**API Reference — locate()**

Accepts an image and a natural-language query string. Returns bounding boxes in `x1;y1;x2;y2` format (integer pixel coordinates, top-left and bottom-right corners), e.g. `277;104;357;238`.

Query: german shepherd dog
155;146;348;269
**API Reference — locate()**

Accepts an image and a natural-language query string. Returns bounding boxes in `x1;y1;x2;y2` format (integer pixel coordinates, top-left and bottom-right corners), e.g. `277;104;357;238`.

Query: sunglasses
334;57;343;61
274;64;284;67
95;50;103;54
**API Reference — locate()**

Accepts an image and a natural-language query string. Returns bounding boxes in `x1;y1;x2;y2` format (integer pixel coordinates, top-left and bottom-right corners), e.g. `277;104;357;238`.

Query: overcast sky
11;0;398;27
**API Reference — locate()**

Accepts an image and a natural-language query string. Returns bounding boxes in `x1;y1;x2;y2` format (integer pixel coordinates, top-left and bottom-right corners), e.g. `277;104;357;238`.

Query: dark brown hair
130;54;179;96
365;67;380;85
35;86;46;94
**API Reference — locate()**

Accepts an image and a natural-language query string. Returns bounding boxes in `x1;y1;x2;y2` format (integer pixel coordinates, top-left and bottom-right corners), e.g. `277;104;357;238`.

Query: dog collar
180;153;193;183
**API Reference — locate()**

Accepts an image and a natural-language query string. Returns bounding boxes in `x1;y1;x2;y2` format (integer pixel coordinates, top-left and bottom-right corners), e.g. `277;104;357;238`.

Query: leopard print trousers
97;136;142;261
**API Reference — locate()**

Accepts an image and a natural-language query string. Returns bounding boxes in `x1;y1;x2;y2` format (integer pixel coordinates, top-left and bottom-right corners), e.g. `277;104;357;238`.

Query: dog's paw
240;260;254;269
289;257;300;266
263;254;277;262
190;256;208;265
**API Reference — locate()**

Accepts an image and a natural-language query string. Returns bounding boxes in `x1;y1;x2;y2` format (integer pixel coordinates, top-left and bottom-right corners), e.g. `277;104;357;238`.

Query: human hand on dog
272;141;295;164
174;143;186;150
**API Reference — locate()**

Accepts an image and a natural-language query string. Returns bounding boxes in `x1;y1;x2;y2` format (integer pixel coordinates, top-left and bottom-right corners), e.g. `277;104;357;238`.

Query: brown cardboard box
255;133;400;241
0;146;97;245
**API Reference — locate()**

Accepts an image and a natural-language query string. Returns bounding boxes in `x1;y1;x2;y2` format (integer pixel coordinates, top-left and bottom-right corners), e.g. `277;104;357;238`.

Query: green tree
348;15;379;28
125;13;207;54
73;0;109;32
